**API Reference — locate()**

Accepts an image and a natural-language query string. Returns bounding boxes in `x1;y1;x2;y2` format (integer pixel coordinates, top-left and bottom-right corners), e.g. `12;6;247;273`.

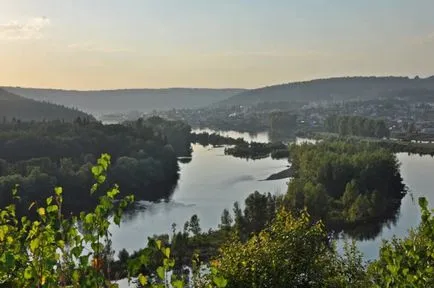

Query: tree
368;197;434;287
243;191;269;235
118;249;130;265
188;214;201;236
216;208;368;288
219;209;233;230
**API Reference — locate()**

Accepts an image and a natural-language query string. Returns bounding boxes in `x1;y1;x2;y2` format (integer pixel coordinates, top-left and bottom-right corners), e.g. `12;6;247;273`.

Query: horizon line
2;74;433;92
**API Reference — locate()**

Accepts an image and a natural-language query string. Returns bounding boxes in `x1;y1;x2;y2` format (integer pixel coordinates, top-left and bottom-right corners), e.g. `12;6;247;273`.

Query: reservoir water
110;129;434;262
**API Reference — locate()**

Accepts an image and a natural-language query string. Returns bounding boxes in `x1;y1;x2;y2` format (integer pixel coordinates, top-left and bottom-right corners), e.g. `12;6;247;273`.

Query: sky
1;0;434;90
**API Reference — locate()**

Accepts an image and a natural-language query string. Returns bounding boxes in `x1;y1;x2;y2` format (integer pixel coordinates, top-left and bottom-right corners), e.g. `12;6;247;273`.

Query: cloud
68;42;134;53
0;17;50;40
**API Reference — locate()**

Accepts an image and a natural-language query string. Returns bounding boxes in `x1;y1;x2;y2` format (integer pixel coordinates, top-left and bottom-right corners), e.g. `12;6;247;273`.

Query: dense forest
325;115;390;138
0;88;94;122
4;87;245;115
0;117;191;215
218;76;434;106
286;141;405;238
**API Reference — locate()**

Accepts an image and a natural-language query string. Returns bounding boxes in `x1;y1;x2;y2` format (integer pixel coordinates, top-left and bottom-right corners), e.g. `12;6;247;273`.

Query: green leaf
97;175;106;184
24;266;33;280
138;274;148;286
84;213;94;224
91;166;102;177
213;275;228;288
72;270;80;282
30;238;40;252
172;280;184;288
47;205;58;213
114;214;121;226
156;239;162;250
57;240;65;249
55;186;63;196
46;196;53;206
157;266;165;280
164;247;171;258
91;183;98;194
107;187;120;198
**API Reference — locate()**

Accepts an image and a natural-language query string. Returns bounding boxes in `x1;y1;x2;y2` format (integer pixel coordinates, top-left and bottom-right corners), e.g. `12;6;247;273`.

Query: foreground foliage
369;197;434;287
0;154;134;287
0;154;226;288
217;209;369;288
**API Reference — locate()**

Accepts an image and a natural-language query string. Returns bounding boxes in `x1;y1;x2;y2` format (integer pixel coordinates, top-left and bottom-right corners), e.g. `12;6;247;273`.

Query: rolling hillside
218;76;434;106
4;87;246;116
0;88;93;122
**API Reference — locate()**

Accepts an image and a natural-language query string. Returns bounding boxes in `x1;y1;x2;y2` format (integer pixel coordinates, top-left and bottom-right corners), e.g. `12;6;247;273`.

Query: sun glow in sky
1;0;434;89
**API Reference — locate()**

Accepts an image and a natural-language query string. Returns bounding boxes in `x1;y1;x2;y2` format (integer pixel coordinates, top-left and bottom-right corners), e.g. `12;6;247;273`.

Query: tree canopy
0;118;191;215
286;140;405;238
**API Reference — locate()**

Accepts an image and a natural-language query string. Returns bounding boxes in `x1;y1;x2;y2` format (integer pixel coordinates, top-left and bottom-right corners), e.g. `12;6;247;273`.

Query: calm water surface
111;130;288;253
354;152;434;260
111;130;434;263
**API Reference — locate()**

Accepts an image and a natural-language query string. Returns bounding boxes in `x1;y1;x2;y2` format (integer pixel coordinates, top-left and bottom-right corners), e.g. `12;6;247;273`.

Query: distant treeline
190;132;246;146
314;132;434;156
0;117;191;215
191;131;289;160
0;88;94;122
224;142;288;160
325;115;390;138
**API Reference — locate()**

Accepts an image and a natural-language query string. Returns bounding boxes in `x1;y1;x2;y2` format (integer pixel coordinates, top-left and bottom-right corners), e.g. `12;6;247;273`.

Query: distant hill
218;76;434;106
3;87;246;117
0;88;94;122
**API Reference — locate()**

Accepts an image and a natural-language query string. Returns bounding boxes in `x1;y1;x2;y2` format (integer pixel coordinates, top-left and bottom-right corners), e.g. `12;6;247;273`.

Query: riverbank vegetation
191;131;289;160
315;132;434;156
190;132;246;147
0;117;191;215
224;142;288;160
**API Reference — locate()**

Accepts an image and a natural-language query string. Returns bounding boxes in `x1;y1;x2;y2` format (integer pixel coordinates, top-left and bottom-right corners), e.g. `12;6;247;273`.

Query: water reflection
340;206;401;241
110;142;289;253
111;130;434;263
192;128;270;143
342;153;434;261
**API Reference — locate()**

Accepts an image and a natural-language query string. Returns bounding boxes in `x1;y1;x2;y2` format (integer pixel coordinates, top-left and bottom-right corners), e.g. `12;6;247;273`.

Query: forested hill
0;88;93;122
218;76;434;106
3;87;246;116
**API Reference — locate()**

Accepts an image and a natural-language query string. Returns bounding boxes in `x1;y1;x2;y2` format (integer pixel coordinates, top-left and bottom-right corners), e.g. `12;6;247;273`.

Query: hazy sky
1;0;434;89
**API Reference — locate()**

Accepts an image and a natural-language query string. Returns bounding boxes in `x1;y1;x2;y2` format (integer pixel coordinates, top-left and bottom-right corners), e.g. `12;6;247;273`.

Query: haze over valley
2;1;434;287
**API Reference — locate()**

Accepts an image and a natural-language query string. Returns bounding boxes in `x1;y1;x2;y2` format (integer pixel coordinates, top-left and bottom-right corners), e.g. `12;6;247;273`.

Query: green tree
219;209;233;231
369;197;434;287
189;214;202;236
216;208;368;288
